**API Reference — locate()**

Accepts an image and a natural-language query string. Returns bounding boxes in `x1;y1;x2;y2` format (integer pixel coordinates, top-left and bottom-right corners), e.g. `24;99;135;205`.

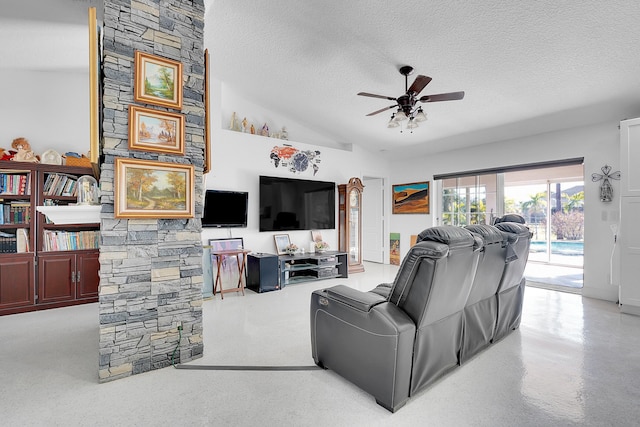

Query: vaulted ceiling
205;0;640;159
4;0;640;160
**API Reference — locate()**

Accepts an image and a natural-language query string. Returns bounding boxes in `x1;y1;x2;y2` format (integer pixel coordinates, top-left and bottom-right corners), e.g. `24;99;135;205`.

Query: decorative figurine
281;126;289;140
261;123;270;137
0;148;16;161
242;117;248;133
250;124;256;134
230;112;239;131
11;137;39;163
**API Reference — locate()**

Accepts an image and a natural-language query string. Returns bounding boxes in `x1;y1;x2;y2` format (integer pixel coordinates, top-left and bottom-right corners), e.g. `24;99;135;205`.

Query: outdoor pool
530;241;584;256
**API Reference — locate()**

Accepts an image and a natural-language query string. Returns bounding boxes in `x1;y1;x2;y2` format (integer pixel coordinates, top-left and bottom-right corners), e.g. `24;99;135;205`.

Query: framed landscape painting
114;157;194;219
392;181;430;214
134;51;183;110
128;105;185;155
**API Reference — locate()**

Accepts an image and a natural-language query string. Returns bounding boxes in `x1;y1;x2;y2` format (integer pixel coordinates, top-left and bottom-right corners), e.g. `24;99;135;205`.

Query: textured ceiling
205;0;640;159
4;1;640;160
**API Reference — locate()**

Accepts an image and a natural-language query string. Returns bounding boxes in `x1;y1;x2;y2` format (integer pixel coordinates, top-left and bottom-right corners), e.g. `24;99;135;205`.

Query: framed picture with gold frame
203;48;211;173
114;157;194;219
88;6;100;176
134;50;183;110
128;105;185;155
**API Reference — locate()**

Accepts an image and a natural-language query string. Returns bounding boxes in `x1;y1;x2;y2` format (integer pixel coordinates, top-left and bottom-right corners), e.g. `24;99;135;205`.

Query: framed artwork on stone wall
134;50;183;110
114;157;194;219
128;105;185;155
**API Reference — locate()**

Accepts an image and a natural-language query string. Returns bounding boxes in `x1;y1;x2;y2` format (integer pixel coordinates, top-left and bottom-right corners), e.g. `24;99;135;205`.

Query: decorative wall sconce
591;165;621;202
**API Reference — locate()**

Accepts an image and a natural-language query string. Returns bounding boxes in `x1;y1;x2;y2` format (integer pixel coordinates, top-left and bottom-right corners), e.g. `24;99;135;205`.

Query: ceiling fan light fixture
414;108;427;122
358;66;464;133
394;110;407;122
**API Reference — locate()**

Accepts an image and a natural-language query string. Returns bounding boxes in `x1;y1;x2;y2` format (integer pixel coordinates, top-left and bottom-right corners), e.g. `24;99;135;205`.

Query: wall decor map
270;145;321;175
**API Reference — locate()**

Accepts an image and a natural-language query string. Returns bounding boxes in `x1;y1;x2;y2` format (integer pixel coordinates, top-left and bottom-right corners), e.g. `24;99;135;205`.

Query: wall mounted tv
202;190;248;228
259;176;335;232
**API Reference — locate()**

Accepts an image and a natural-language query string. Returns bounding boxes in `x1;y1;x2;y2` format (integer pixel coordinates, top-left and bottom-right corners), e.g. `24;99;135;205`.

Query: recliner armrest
325;285;387;312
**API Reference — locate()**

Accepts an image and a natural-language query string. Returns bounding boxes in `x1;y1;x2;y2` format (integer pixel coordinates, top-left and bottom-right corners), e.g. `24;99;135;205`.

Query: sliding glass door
438;162;584;290
441;174;498;226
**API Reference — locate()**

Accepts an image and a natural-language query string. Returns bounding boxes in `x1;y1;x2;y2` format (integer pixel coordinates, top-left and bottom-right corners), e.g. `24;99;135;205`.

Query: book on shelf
0;172;31;196
0;201;31;224
16;228;29;252
42;230;99;252
0;230;17;253
43;173;78;197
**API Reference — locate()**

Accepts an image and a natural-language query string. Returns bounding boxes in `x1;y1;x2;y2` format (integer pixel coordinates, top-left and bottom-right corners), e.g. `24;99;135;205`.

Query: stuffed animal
0;148;16;161
11;137;39;163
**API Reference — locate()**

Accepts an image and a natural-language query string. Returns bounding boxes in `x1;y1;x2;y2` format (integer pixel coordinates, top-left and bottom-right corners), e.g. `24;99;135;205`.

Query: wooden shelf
0;194;31;199
0;161;99;316
36;205;101;225
0;223;30;229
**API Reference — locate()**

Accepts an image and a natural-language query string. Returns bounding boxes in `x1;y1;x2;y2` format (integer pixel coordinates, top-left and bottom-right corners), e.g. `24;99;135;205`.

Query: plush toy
11;137;39;163
1;147;16;161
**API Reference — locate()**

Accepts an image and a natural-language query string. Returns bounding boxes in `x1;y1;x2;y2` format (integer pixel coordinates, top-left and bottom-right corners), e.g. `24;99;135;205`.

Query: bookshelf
0;160;100;315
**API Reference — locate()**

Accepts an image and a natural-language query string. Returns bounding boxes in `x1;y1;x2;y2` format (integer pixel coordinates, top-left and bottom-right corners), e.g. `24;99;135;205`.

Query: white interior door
363;177;384;263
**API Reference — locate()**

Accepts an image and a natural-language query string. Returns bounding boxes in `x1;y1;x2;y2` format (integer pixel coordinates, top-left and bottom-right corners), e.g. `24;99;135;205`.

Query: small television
259;175;335;232
202;190;248;228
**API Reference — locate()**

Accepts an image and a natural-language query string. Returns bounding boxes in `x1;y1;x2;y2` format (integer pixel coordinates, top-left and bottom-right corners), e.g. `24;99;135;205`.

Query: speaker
247;253;279;293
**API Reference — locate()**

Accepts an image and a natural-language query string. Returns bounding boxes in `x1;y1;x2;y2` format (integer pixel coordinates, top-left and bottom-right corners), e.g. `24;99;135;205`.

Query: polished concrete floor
2;262;640;426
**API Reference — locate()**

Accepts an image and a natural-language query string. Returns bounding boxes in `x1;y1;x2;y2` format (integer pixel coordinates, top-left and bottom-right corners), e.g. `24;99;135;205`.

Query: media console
278;251;348;287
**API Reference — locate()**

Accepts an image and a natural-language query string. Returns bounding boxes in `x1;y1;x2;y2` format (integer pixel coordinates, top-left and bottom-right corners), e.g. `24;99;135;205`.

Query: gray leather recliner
493;221;532;342
461;224;510;363
310;226;481;412
493;213;526;225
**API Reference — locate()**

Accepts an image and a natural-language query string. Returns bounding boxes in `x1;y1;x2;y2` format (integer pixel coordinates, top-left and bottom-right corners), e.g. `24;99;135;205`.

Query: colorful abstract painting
392;181;429;214
390;232;400;265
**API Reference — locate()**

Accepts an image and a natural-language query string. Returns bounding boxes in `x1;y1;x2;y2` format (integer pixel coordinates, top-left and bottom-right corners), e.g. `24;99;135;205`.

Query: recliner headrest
494;222;532;238
417;225;479;251
493;213;526;225
465;224;505;245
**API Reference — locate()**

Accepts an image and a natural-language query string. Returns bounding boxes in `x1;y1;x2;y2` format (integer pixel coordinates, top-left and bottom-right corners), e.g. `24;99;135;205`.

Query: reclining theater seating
310;226;482;412
310;220;533;412
460;224;510;363
492;220;532;342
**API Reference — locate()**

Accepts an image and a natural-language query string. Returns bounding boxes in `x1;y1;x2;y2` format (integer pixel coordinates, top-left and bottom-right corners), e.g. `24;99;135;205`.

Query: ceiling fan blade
366;104;397;116
357;92;397;101
419;91;465;102
407;75;432;95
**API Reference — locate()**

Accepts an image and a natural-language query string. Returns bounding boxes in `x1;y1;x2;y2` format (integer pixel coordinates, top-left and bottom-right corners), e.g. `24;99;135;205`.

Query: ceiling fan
357;65;464;127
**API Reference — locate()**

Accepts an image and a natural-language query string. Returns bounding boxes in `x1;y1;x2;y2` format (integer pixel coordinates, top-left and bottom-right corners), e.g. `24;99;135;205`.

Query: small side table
211;249;251;299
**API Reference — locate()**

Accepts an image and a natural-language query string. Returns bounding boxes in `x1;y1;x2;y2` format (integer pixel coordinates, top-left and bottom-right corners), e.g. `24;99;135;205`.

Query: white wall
203;79;391;256
388;121;622;302
0;69;89;156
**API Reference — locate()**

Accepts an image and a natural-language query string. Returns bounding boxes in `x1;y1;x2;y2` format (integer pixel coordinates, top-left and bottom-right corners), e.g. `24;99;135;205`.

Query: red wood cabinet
38;251;99;304
0;160;100;315
0;254;35;310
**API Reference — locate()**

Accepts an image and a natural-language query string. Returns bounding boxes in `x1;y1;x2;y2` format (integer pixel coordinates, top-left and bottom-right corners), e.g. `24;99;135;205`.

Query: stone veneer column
98;0;205;381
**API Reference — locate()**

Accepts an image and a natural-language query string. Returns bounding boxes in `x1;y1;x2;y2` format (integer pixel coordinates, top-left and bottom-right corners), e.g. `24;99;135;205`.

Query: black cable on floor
174;364;322;371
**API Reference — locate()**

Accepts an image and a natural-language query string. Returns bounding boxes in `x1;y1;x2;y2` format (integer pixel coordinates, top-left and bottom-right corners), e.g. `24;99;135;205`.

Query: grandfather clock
338;177;365;273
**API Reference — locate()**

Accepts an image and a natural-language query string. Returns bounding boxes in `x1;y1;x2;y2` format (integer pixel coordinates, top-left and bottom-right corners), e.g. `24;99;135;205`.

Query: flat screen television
259;175;335;231
202;190;248;228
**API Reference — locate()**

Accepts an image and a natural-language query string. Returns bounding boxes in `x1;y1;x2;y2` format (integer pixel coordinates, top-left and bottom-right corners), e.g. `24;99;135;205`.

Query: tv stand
278;251;348;286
